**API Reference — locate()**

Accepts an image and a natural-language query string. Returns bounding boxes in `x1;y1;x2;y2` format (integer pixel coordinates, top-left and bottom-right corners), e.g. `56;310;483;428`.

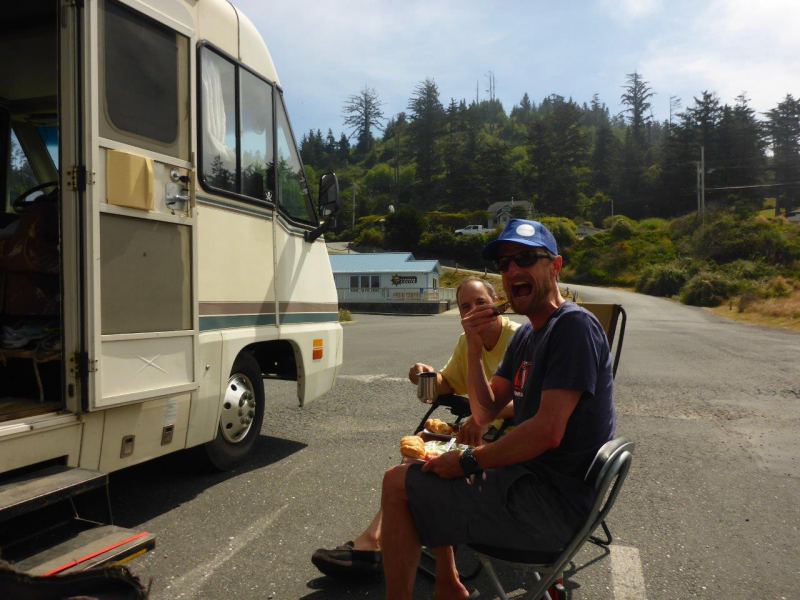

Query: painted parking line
338;374;406;383
611;544;647;600
168;502;289;599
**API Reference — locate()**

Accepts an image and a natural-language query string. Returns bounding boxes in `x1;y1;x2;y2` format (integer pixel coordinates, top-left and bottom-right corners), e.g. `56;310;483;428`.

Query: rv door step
0;465;107;524
14;525;155;576
0;465;155;574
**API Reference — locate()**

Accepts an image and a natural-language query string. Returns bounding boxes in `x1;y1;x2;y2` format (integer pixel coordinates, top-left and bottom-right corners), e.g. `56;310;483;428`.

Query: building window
432;278;437;289
371;275;380;289
350;276;358;292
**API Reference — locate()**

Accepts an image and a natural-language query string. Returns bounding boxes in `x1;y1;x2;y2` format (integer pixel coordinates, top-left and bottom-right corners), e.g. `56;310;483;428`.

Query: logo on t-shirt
513;360;532;397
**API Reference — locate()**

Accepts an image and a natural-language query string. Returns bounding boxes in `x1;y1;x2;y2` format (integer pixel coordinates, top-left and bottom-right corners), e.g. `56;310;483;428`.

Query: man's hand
420;450;464;479
456;417;487;447
408;363;434;385
461;303;499;356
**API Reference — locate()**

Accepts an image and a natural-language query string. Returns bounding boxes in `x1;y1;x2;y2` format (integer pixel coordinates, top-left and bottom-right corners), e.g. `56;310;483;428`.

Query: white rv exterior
0;0;343;476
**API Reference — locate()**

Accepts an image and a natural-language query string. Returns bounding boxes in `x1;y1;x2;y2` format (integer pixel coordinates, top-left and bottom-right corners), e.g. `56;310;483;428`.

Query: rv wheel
203;353;265;470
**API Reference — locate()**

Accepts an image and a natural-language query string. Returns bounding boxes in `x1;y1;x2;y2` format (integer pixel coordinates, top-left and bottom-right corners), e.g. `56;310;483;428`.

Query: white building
329;253;453;313
487;200;533;229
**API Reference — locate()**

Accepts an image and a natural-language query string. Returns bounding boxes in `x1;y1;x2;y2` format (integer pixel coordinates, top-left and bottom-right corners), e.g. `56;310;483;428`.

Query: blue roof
329;252;440;274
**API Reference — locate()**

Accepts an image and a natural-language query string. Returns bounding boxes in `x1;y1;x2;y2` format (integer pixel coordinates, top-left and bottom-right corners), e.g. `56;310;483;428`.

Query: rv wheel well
247;340;298;380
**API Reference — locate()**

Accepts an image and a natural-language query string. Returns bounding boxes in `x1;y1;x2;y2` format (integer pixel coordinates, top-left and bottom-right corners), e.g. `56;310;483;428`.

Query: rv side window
200;49;237;193
100;0;190;159
240;70;274;201
276;96;315;224
199;46;276;204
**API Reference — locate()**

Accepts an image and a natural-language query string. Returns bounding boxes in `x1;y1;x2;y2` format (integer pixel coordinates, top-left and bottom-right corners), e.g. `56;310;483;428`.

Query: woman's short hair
456;277;497;303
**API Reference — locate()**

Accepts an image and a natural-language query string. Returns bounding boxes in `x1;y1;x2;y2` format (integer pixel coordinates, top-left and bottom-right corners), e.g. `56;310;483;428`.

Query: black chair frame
469;437;634;600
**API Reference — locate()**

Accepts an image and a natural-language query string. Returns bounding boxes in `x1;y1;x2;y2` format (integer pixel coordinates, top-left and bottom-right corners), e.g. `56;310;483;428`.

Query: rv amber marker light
312;339;324;360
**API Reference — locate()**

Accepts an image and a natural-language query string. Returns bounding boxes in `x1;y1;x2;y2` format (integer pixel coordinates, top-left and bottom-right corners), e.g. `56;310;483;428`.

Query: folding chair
469;437;635;600
577;303;627;378
413;393;471;435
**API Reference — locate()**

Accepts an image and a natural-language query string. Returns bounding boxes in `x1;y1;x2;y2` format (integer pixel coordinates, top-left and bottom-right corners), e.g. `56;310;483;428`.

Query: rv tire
203;352;265;470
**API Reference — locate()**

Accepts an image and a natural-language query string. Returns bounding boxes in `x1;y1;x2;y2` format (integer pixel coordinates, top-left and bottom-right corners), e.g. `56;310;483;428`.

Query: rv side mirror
304;172;341;243
318;172;341;216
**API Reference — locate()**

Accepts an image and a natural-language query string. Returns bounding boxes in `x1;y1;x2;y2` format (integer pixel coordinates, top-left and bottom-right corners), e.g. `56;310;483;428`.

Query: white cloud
601;0;663;22
234;0;505;134
639;0;800;113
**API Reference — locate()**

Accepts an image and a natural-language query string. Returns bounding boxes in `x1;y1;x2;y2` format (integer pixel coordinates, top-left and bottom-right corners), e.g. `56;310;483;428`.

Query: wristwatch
459;447;481;476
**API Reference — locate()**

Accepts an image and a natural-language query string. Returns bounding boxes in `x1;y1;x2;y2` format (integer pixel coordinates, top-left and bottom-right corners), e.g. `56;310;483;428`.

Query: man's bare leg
433;546;471;600
381;464;421;600
352;510;382;550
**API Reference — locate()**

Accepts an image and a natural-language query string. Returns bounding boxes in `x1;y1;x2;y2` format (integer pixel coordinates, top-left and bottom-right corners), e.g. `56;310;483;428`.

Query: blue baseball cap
482;219;558;260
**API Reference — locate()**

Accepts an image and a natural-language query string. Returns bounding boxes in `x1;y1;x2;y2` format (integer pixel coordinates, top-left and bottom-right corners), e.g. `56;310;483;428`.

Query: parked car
454;224;489;236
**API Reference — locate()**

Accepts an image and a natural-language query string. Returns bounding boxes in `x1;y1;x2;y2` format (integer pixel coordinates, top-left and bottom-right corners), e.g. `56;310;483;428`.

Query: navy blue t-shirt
495;302;616;479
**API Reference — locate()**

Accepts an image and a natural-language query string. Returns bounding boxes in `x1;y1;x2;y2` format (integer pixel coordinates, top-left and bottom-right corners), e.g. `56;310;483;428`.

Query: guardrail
336;287;456;303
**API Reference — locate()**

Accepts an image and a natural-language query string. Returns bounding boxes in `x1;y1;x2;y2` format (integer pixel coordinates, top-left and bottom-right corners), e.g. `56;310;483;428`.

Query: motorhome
0;0;343;573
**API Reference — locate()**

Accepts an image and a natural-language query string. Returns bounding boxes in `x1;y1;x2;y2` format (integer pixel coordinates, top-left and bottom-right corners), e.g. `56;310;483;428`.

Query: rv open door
82;0;198;411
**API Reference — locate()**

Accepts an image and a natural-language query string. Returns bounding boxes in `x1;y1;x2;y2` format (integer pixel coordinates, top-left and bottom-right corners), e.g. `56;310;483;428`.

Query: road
109;285;800;599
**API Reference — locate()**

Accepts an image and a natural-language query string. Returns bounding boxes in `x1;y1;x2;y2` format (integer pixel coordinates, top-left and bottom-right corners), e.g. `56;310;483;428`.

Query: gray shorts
405;462;591;550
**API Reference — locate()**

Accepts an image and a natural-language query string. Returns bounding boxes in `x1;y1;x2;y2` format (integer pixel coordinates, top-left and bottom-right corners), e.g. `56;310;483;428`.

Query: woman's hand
408;363;434;384
456;417;487;447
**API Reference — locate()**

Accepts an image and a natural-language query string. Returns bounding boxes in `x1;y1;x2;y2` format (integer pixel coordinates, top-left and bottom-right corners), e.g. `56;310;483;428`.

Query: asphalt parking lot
110;285;800;599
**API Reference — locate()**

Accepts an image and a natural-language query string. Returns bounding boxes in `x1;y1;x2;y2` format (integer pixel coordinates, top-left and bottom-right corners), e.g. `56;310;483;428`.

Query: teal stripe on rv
199;312;338;331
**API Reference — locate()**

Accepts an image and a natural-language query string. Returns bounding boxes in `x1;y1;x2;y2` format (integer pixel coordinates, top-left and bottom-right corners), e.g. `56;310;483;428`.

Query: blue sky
234;0;800;141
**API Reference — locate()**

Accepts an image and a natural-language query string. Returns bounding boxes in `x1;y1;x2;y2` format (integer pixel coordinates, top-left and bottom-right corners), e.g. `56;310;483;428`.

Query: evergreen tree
714;95;765;203
618;73;654;216
342;86;385;154
337;132;351;164
766;94;800;214
620;72;654;146
325;129;337;154
527;96;589;216
408;78;446;206
655;112;697;217
590;119;618;196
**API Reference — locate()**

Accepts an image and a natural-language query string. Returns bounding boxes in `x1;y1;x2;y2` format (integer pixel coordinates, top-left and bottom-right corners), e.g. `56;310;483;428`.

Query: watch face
460;448;479;475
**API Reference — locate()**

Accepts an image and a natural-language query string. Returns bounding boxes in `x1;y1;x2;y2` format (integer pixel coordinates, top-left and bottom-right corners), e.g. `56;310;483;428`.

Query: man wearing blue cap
380;220;616;600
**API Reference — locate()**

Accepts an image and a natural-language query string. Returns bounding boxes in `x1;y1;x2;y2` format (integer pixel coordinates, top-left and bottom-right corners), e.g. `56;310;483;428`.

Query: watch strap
459;447;481;476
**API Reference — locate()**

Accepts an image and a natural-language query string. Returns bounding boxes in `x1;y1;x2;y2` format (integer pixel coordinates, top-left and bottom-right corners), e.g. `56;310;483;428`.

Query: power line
705;181;800;191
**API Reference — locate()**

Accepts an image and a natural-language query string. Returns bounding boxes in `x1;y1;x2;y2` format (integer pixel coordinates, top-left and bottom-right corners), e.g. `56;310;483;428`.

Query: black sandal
311;541;383;578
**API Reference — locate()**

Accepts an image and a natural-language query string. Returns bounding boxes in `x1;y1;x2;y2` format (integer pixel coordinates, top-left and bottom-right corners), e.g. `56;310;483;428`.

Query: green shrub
539;217;578;250
691;212;800;265
765;276;793;298
719;259;776;281
609;217;635;240
636;263;690;297
353;227;384;248
680;271;739;307
338;309;353;322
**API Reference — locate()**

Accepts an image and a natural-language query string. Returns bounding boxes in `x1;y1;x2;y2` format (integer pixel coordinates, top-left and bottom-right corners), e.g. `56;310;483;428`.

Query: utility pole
352;183;356;230
700;145;706;223
695;146;706;222
696;161;701;214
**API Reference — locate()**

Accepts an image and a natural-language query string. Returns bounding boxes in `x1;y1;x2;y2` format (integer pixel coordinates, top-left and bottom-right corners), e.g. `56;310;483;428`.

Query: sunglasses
495;250;553;272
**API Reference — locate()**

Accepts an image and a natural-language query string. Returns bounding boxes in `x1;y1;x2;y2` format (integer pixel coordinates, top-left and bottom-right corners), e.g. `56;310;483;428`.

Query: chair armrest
434;394;471;418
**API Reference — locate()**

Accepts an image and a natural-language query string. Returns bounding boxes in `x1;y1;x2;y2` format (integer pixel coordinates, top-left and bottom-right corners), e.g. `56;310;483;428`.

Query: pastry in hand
492;299;510;315
400;435;426;460
425;418;454;435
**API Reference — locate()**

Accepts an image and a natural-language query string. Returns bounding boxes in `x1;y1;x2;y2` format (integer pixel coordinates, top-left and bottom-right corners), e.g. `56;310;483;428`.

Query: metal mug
417;371;437;404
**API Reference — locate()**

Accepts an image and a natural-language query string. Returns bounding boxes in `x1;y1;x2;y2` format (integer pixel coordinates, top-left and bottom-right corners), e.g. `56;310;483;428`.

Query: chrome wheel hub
219;372;257;443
